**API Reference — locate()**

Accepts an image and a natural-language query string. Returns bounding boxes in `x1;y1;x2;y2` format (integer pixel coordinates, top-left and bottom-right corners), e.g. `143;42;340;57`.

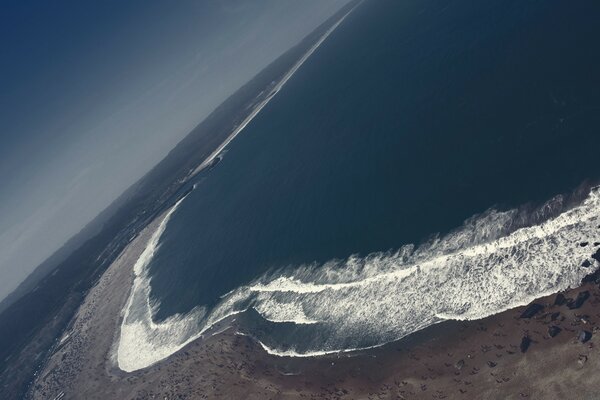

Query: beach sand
30;214;600;399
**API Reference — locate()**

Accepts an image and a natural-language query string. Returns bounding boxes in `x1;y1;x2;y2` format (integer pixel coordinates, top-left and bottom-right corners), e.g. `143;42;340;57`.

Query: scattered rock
520;303;544;318
578;355;588;366
548;326;561;337
455;360;465;370
520;336;531;353
594;242;600;246
554;293;567;306
578;330;592;343
593;249;600;262
581;242;589;247
582;260;592;268
568;291;590;309
550;312;560;321
486;361;497;368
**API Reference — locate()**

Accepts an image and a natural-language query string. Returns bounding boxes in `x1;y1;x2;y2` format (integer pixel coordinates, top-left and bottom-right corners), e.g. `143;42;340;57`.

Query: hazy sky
0;0;351;301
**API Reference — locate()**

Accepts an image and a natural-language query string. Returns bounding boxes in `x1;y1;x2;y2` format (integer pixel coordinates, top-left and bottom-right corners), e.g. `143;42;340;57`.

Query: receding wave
117;186;600;371
117;197;207;372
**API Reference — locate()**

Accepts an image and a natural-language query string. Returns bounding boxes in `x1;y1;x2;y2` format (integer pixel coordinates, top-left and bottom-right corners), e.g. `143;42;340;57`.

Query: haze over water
120;0;600;368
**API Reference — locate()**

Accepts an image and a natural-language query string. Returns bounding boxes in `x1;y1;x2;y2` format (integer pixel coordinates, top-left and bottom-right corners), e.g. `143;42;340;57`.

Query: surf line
190;3;360;178
116;3;363;372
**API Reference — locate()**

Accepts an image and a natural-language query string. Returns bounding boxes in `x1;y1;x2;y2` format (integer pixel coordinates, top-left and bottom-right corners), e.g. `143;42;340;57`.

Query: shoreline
188;2;360;179
112;186;600;369
30;200;600;399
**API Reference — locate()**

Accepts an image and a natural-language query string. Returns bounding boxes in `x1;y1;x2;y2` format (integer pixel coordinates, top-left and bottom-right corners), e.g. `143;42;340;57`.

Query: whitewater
117;5;359;372
117;186;600;372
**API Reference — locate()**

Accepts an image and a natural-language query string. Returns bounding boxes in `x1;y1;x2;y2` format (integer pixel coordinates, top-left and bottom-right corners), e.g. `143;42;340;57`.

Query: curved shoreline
29;205;600;399
113;187;600;371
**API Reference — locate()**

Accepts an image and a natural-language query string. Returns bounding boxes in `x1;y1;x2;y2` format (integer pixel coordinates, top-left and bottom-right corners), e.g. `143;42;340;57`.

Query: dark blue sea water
145;0;600;338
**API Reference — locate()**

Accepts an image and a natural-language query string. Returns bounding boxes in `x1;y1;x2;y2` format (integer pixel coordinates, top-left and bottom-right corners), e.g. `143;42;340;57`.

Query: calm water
147;0;600;321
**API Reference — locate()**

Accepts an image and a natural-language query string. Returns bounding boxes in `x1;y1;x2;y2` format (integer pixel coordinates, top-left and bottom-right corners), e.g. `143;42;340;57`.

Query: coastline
0;5;367;397
30;203;600;399
10;1;600;397
112;186;600;368
188;2;360;179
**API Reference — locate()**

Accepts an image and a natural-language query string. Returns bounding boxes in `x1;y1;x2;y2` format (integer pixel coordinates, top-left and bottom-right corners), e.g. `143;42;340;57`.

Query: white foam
117;186;600;369
238;188;600;355
117;4;362;372
253;300;320;325
117;197;207;372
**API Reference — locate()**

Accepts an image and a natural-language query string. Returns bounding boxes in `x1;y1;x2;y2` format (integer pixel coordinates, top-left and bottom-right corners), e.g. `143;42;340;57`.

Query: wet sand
30;214;600;399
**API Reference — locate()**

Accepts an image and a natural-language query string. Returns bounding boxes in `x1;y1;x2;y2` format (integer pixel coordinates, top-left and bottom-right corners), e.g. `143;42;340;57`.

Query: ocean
117;0;600;371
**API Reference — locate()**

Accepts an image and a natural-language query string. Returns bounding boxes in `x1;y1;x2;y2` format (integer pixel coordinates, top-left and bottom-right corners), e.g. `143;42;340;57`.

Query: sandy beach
28;205;600;400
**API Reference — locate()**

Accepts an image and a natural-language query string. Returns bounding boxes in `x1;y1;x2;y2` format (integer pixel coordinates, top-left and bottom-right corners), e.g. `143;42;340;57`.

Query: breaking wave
117;186;600;372
117;197;207;372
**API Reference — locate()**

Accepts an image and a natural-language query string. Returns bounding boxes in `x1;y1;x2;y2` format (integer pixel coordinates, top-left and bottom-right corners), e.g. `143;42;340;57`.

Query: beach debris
577;330;592;343
554;293;567;306
548;325;561;338
520;336;531;353
455;359;465;370
579;315;590;324
568;291;590;309
520;303;544;318
578;355;588;366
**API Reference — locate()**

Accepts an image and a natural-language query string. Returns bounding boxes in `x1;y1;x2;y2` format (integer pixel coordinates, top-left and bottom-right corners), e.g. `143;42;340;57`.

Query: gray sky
0;0;351;301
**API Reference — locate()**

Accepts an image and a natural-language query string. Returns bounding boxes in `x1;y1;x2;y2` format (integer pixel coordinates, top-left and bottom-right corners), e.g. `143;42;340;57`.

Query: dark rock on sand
581;260;592;268
520;303;544;319
567;291;590;309
577;330;592;343
520;336;531;353
554;293;567;306
580;242;589;247
548;326;561;338
487;361;497;368
592;248;600;262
